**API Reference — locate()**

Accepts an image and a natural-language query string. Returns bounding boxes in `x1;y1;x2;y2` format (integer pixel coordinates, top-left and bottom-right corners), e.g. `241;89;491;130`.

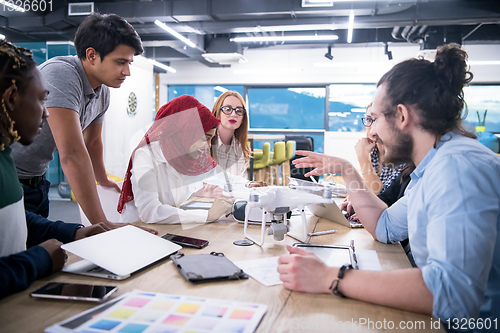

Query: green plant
476;110;488;127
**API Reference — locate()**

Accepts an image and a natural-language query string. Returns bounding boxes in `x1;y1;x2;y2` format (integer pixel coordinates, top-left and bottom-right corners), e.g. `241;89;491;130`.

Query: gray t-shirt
11;55;110;178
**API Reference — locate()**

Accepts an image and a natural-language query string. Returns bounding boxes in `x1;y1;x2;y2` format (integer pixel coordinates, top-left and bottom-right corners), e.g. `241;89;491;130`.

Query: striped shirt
211;134;249;177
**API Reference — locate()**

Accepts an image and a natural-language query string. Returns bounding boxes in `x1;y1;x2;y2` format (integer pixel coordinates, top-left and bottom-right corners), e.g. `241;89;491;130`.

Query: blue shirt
376;132;500;324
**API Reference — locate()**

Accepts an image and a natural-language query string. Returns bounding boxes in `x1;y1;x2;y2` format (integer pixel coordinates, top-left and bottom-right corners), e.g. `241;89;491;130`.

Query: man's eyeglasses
220;106;246;116
361;117;374;127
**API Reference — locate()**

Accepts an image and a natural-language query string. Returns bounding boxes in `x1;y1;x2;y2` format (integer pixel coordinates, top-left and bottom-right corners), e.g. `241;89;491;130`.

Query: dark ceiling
1;0;499;67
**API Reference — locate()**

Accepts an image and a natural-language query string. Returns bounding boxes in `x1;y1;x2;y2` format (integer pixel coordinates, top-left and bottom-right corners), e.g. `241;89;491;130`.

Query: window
167;85;244;110
328;84;376;132
463;85;500;133
247;87;326;153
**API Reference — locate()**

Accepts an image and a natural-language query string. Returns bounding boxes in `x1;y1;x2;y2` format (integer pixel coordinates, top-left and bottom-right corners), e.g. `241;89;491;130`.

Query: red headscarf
117;95;220;213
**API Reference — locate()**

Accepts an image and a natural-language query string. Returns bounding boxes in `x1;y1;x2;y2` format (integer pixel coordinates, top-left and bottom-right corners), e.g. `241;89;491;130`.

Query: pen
307;229;337;236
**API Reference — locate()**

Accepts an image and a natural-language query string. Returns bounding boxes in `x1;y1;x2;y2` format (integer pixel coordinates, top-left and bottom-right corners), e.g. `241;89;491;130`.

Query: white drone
225;179;347;247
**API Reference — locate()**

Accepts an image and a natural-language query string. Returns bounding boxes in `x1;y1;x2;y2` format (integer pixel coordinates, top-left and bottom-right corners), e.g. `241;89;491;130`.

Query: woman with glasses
211;91;251;177
356;103;405;195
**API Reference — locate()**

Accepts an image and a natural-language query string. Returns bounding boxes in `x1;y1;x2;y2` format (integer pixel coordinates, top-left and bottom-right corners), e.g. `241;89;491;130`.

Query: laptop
62;225;182;280
308;203;363;228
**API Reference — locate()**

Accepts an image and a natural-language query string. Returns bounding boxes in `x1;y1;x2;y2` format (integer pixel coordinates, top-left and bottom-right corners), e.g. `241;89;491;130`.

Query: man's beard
383;127;414;168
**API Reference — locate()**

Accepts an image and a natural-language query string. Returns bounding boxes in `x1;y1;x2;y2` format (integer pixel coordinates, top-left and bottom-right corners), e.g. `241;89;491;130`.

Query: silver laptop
308;203;363;228
62;225;182;280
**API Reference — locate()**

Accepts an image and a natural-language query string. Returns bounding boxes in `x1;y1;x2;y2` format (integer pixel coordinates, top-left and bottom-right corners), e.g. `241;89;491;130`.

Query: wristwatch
329;264;353;297
73;224;85;240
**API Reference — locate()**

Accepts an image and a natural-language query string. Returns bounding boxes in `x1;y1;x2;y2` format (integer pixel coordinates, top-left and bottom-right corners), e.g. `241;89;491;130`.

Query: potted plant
476;110;487;132
475;109;499;153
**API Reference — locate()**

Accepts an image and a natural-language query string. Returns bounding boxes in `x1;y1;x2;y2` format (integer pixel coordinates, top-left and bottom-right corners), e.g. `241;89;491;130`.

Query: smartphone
161;233;209;249
30;282;117;302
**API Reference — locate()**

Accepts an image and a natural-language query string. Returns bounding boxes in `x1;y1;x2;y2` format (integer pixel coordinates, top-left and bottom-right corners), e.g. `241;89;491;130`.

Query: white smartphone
30;282;118;302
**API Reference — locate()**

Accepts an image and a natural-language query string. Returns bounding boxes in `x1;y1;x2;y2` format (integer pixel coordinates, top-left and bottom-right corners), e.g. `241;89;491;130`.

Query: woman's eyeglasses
220;106;246;116
361;117;374;127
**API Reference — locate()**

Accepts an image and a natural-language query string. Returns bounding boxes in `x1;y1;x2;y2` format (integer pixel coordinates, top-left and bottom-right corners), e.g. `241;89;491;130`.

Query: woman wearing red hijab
117;95;246;224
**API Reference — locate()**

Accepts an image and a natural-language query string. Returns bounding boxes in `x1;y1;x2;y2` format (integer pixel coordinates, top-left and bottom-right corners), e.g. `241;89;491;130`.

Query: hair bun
434;43;473;96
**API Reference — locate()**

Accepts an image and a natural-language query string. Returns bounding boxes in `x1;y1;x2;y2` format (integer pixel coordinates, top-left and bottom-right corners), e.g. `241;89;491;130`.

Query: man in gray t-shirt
11;13;143;226
12;55;109;179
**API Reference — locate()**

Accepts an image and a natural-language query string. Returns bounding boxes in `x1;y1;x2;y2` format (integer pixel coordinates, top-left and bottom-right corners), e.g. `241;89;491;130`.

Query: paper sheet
356;250;382;271
235;257;283;287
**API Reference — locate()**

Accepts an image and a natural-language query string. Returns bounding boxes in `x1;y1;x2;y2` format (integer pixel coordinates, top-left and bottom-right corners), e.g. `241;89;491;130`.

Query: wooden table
0;216;443;332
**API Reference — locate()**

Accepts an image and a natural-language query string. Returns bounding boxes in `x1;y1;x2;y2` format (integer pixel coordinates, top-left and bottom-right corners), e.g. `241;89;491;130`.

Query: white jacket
120;141;247;224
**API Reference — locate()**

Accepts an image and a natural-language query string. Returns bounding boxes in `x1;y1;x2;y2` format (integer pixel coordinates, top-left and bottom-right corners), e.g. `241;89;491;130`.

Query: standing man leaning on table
10;13;143;228
278;43;500;330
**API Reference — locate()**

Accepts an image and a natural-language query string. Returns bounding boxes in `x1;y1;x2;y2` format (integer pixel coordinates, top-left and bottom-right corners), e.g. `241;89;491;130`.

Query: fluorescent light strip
314;62;392;67
233;68;303;75
0;0;25;11
231;35;338;43
46;41;75;46
154;20;196;48
347;10;354;43
148;59;176;73
469;61;500;66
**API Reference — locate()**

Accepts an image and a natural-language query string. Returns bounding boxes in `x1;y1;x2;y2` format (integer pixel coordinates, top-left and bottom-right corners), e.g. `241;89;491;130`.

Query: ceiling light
148;59;176;73
469;61;500;65
314;62;376;67
202;53;247;64
302;0;333;7
231;35;338;43
303;0;365;6
233;68;302;75
347;10;354;44
0;0;25;11
154;20;196;48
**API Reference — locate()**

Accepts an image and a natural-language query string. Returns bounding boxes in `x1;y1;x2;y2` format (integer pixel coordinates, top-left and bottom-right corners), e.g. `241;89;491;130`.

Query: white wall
104;55;154;179
160;43;500;85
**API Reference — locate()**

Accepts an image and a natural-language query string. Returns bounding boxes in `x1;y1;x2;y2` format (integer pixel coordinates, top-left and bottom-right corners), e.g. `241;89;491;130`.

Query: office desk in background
0;216;444;333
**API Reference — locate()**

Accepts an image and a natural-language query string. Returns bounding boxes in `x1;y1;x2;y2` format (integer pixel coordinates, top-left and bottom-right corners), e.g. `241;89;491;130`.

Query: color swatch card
45;290;268;333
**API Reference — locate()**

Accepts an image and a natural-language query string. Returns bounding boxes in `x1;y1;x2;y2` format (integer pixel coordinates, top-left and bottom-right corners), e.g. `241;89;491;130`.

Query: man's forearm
86;138;108;183
60;151;108;224
338;268;433;315
341;161;387;237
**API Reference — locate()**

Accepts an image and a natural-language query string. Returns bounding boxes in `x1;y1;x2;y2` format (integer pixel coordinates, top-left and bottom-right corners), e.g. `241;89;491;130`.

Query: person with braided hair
278;43;499;328
0;40;109;300
10;13;150;233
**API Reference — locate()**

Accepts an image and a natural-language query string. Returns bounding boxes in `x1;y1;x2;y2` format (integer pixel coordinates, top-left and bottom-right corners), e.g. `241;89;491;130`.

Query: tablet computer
294;242;358;269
